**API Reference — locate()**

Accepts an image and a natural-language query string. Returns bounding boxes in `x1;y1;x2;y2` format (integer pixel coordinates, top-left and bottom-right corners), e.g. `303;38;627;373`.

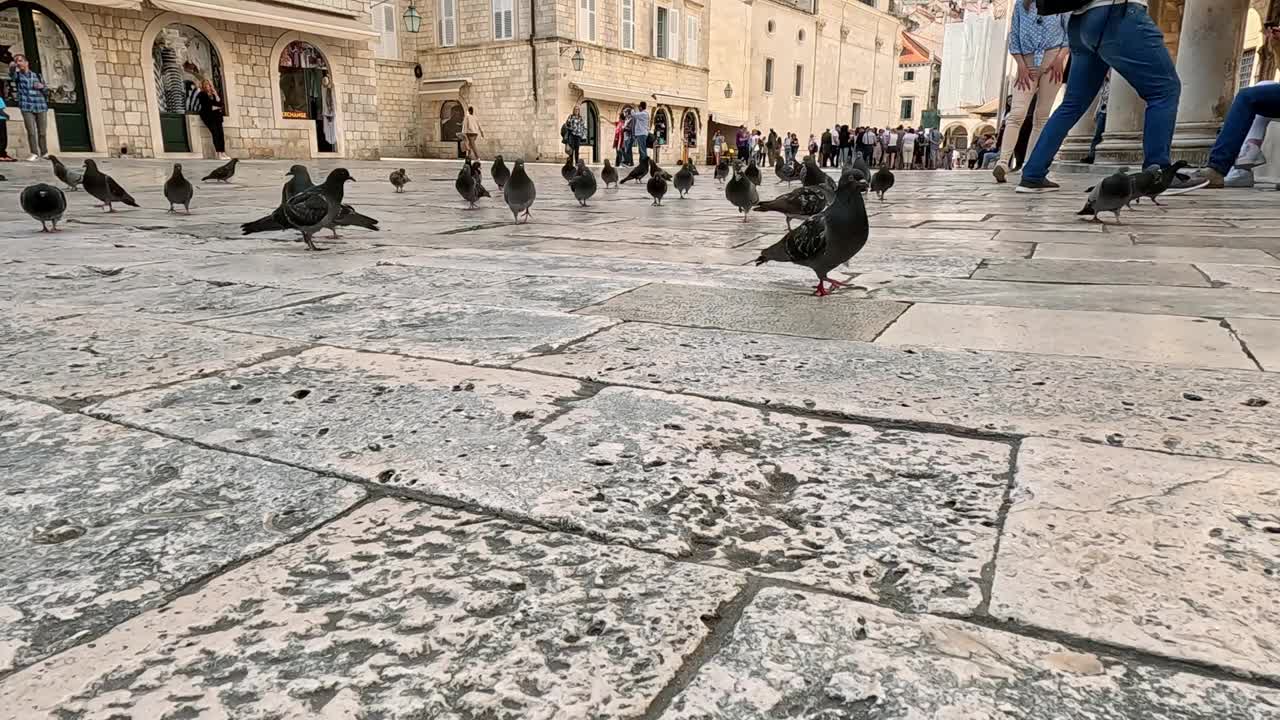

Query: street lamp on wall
723;82;732;98
403;0;422;33
571;47;585;72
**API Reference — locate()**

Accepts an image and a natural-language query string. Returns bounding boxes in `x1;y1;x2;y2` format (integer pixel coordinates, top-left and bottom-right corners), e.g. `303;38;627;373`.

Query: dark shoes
1015;178;1061;194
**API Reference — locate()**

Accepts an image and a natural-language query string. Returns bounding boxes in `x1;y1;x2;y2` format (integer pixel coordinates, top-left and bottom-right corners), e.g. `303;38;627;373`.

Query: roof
899;32;932;66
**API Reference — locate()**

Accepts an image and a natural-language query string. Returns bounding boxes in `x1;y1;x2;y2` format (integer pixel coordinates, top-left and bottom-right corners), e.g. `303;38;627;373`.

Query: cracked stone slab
88;346;587;493
197;294;617;365
0;310;302;403
661;587;1280;719
1033;243;1280;266
991;439;1280;681
32;278;336;323
1134;233;1280;250
515;323;1280;464
511;224;761;248
1228;318;1280;371
434;274;646;312
524;239;760;265
844;255;982;279
0;499;744;720
1197;264;1280;291
580;284;903;341
0;262;175;305
0;399;363;675
973;258;1210;287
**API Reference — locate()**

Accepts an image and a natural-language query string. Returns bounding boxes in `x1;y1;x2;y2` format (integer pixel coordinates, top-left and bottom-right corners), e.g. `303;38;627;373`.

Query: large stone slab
435;274;645;312
511;223;760;248
1134;233;1280;250
662;587;1280;719
877;304;1254;370
0;500;745;720
991;439;1280;681
515;323;1280;464
1034;242;1280;266
0;262;174;305
523;238;760;265
0;399;363;674
1228;318;1280;371
863;275;1280;319
1198;263;1280;291
973;258;1209;287
33;278;336;323
580;284;906;341
198;294;616;365
0;310;302;404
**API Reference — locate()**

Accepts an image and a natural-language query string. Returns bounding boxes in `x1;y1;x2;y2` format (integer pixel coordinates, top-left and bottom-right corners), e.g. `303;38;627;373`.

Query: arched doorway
680;108;698;164
440;100;463;158
652;106;670;163
583;100;599;164
0;1;91;151
278;40;334;153
152;23;223;153
944;124;968;150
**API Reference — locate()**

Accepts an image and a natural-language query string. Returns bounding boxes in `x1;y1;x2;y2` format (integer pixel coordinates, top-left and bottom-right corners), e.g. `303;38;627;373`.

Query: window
903;70;915;82
438;0;456;47
794;64;803;97
373;2;399;59
900;97;914;120
578;0;596;42
797;29;805;42
654;5;677;60
764;57;774;93
685;16;699;65
620;0;635;50
493;0;514;40
154;23;225;114
1240;49;1256;89
766;19;775;34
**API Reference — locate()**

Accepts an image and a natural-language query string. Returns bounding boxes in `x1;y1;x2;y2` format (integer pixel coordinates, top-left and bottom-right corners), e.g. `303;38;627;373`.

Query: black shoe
1015;178;1060;194
1080;156;1095;164
993;165;1007;184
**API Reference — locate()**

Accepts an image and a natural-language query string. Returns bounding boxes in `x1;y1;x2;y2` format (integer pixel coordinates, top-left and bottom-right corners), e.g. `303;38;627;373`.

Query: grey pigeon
601;159;619;188
775;159;795;185
1078;168;1132;224
82;159;138;212
754;170;870;296
621;157;650;184
1134;161;1187;205
48;155;82;191
745;160;762;187
266;165;375;239
163;163;194;214
852;155;871;182
569;159;597;206
389;168;410;193
241;168;353;250
752;184;831;229
802;156;836;191
202;157;238;183
20;183;66;232
713;159;730;184
870;167;895;202
687;162;699;176
503;159;536;224
725;161;759;222
456;160;484;208
673;160;695;198
331;203;380;237
561;155;576;183
283;164;313;203
649;162;673;183
491;155;510;189
646;168;668;206
471;161;491;200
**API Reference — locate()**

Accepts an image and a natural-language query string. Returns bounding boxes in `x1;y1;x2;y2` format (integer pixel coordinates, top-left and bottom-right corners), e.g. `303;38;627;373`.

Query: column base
1093;132;1145;166
1058;136;1096;162
1169;122;1217;166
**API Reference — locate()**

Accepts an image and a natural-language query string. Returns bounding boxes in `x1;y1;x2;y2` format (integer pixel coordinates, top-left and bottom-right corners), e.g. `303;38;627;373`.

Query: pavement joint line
566;281;655;314
1219;318;1267;372
974;437;1022;619
866;302;912;343
1189;263;1219;287
172;290;346;326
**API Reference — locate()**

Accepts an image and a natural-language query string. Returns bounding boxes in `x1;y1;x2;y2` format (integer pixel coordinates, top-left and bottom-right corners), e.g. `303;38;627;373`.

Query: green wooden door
159;112;190;152
0;2;92;152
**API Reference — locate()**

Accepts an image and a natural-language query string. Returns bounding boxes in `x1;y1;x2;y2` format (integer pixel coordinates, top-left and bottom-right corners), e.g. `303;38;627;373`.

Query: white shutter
668;8;678;62
504;0;513;39
620;0;634;50
685;16;697;66
379;4;399;59
372;5;385;55
440;0;456;46
579;0;596;42
652;4;659;57
493;0;514;40
589;0;597;41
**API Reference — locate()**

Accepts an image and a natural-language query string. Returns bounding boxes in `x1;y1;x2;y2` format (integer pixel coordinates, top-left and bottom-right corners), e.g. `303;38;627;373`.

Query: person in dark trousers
0;94;12;162
1082;73;1110;163
563;106;587;160
819;128;833;167
194;79;227;160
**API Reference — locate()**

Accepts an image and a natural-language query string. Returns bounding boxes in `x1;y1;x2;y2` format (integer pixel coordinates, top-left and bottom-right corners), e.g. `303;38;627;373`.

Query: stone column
1094;77;1147;165
1170;0;1250;163
1058;91;1103;161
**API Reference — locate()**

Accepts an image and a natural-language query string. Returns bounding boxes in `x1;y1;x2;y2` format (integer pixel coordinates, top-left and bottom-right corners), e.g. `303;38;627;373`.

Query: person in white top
901;129;918;169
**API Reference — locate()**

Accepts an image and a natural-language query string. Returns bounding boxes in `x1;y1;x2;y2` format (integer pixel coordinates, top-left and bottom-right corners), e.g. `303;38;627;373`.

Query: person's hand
1014;65;1034;91
1047;57;1065;84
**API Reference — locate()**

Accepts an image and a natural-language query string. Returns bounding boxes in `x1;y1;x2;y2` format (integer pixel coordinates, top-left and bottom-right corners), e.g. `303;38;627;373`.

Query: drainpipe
529;0;539;103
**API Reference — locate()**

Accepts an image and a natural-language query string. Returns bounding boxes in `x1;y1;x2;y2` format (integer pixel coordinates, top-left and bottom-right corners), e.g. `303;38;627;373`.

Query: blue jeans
1022;3;1180;182
1207;83;1280;175
635;134;649;162
1086;111;1107;159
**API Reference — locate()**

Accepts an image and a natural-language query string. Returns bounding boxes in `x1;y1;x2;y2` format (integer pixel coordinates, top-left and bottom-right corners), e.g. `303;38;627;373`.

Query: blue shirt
9;68;49;113
1008;2;1069;68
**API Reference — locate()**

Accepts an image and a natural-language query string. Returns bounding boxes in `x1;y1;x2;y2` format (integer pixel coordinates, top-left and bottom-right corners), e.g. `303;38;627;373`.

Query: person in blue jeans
631;101;651;164
1017;1;1206;195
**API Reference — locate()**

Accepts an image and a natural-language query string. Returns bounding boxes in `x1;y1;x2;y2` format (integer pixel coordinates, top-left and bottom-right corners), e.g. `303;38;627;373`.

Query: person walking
193;80;228;160
993;0;1068;183
1081;73;1110;164
734;124;749;162
563;106;587;161
902;128;918;170
461;106;484;161
789;133;800;162
883;127;898;169
807;133;819;158
820;128;833;167
613;109;628;166
0;94;13;162
631;101;651;163
8;54;49;161
712;129;725;165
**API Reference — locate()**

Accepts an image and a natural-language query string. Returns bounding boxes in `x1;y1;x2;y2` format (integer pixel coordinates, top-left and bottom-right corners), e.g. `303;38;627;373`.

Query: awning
570;81;642;106
653;92;707;107
71;0;142;8
961;97;1000;115
149;0;379;39
709;114;744;127
419;78;470;99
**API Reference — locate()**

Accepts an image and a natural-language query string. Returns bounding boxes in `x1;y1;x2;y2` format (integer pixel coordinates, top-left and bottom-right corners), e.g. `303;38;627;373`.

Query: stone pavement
0;157;1278;719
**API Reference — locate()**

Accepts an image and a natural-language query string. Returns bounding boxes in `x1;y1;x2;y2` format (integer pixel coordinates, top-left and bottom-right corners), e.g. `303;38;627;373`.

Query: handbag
1034;0;1094;15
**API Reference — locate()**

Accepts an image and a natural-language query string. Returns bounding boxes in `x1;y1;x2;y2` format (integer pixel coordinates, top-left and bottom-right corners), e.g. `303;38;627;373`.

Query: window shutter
685;17;697;66
668;8;678;62
381;5;398;58
589;0;597;42
440;0;456;46
652;4;659;57
504;0;513;39
621;0;634;50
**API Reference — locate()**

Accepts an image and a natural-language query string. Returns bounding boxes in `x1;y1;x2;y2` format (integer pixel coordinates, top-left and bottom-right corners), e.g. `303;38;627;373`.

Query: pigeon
646;170;668;206
687;162;699;176
48;155;82;191
745;160;762;186
601;159;619;189
775;159;794;185
561;155;577;183
569;159;598;206
202;157;238;183
870;166;895;202
1078;168;1133;224
504;159;536;224
713;159;730;184
802;156;836;191
82;159;138;212
283;164;313;203
673;160;695;198
456;160;484;208
754;170;871;296
389;168;410;193
163;163;194;214
491;155;511;189
20;183;66;232
852;155;872;182
241;168;354;251
649;162;673;183
471;162;492;201
752;184;831;230
1135;161;1188;206
725;161;759;222
264;165;376;239
331;203;380;237
621;157;651;184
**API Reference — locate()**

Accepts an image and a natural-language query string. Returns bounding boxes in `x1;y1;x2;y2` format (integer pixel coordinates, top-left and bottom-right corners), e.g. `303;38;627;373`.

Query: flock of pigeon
1077;161;1190;223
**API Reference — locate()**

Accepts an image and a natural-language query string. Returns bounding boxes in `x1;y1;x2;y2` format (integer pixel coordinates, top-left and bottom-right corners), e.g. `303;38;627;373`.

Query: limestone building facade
895;31;938;129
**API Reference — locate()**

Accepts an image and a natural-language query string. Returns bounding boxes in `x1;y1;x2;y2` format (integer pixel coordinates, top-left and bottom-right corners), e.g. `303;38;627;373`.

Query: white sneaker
1225;168;1255;188
26;154;39;162
1235;144;1266;170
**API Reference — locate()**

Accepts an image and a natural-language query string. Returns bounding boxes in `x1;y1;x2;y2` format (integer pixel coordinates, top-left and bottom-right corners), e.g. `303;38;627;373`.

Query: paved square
1;159;1277;716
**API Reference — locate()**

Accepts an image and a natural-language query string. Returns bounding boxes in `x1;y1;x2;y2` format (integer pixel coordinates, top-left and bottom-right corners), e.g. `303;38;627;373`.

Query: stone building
704;0;901;156
895;31;939;129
